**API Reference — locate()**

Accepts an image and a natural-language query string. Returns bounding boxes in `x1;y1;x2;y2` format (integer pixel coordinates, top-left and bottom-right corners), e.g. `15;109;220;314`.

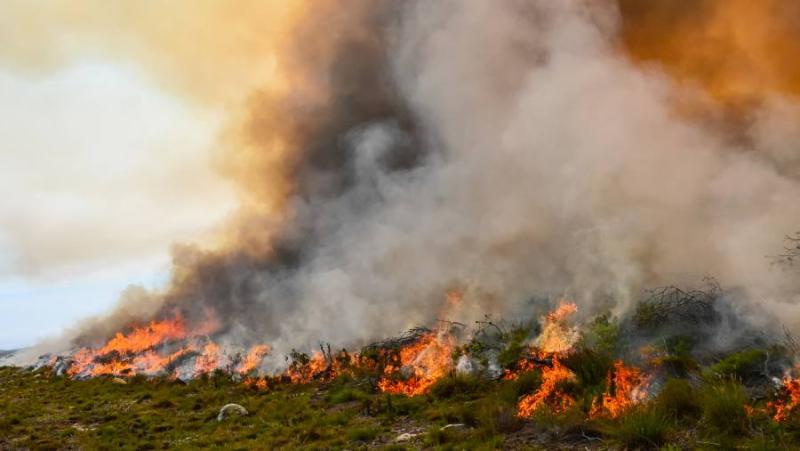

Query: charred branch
634;278;721;329
770;231;800;268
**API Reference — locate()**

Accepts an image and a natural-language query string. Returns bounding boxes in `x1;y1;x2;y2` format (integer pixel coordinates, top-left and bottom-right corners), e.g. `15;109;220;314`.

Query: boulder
395;432;419;442
217;403;249;421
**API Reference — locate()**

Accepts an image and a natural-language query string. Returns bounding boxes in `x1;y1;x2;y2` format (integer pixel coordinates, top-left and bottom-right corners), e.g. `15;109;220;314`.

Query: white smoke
259;0;800;362
8;1;800;368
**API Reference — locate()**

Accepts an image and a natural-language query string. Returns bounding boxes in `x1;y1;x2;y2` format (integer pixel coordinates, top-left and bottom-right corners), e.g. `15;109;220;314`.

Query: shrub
579;313;620;355
656;335;700;378
603;406;669;449
326;387;368;404
430;374;486;399
497;371;542;408
423;424;469;446
496;323;536;370
347;427;378;442
699;379;749;436
387;394;429;416
654;378;701;422
562;347;613;391
476;404;523;435
659;354;699;379
703;349;766;383
530;402;586;430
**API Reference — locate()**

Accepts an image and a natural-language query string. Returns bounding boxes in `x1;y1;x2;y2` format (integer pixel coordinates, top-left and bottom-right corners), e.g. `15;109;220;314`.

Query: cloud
0;62;234;277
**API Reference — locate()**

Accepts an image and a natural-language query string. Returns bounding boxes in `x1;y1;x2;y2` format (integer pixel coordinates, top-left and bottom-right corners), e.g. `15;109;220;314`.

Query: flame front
590;361;651;418
68;316;190;378
516;353;576;417
768;376;800;422
513;302;580;417
238;344;272;375
65;314;271;379
536;301;579;353
377;331;455;396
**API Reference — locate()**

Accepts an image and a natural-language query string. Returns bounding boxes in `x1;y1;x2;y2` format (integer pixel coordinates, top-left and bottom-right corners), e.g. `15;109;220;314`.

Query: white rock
217;403;249;421
395;432;418;442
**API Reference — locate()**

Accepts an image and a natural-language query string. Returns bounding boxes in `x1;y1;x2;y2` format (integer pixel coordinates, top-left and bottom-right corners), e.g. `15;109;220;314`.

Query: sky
0;61;235;349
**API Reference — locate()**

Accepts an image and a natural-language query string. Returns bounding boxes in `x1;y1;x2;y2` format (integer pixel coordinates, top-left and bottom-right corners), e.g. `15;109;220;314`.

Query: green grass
703;348;767;382
601;406;670;449
0;366;529;449
654;378;702;422
699;378;750;437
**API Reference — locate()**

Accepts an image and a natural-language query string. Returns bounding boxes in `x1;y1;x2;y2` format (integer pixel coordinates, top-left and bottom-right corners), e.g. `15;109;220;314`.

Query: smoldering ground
4;0;800;367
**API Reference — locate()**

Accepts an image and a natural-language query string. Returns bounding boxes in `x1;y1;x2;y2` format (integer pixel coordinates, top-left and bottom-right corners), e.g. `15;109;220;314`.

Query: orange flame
377;331;454;396
237;344;272;375
100;317;185;355
516;353;576;417
63;312;274;380
284;351;333;384
768;376;800;422
590;361;651;418
244;376;270;391
536;301;579;353
67;316;191;378
194;341;221;374
511;302;582;417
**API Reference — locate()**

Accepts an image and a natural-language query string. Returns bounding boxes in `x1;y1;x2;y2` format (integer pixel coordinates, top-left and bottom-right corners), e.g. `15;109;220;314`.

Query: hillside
2;340;799;449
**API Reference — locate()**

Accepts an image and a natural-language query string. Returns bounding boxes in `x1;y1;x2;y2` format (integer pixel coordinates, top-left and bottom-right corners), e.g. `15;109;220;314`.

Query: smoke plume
6;0;800;366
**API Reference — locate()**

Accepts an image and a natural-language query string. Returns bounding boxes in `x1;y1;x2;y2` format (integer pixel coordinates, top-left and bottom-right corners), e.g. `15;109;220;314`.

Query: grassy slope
2;367;518;450
4;310;800;451
3;366;800;450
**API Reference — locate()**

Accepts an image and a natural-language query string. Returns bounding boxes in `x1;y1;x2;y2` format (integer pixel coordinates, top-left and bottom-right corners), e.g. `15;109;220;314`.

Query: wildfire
536;301;579;353
67;316;190;378
194;342;221;374
99;317;186;355
590;361;651;418
768;376;800;422
511;302;580;417
238;344;272;375
285;351;332;384
244;376;270;391
516;354;576;417
63;314;272;380
377;331;455;396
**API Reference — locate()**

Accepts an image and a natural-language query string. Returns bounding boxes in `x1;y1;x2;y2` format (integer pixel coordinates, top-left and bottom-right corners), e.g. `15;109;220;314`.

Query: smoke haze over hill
3;0;800;366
